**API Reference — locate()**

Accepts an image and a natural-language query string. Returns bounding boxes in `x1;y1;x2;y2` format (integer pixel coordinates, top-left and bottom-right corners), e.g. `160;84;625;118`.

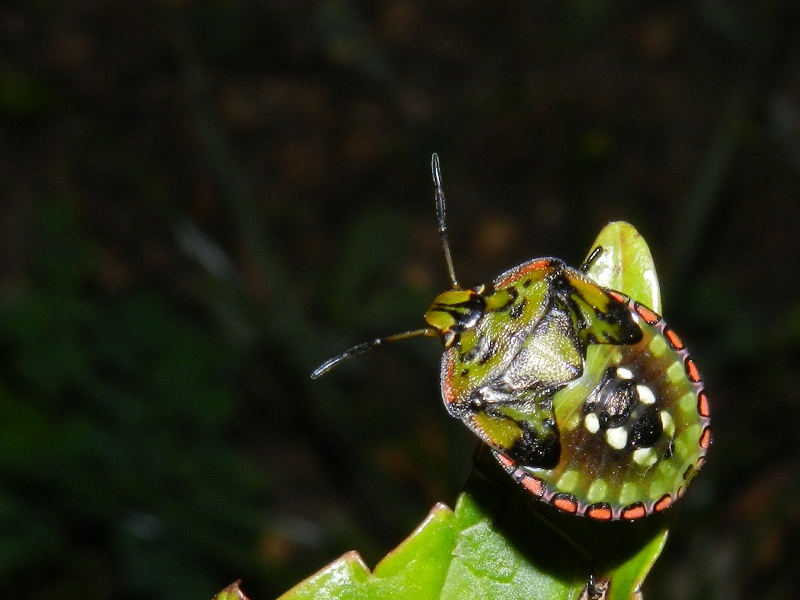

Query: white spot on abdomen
585;413;600;434
636;384;656;405
616;367;634;380
632;447;657;468
605;426;628;450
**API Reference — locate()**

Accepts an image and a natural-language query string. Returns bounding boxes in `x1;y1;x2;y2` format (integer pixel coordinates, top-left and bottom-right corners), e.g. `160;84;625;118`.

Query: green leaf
276;461;669;599
277;503;455;600
214;581;249;600
469;448;670;600
583;221;662;314
262;221;669;600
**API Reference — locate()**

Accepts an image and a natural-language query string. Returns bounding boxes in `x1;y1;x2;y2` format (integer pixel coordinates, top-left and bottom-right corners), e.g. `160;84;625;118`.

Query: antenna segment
432;153;460;289
310;328;433;379
311;153;457;378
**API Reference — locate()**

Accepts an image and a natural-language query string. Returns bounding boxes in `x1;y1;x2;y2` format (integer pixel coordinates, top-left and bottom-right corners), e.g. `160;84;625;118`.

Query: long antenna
311;154;455;379
310;328;433;379
432;153;460;289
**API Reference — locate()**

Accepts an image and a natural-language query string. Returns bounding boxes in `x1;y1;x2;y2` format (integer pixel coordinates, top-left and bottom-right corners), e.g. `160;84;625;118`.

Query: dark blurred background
1;1;799;599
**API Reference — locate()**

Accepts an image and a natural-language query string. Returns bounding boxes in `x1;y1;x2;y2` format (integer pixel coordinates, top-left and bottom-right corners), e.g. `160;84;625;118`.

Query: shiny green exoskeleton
312;154;710;521
427;256;710;520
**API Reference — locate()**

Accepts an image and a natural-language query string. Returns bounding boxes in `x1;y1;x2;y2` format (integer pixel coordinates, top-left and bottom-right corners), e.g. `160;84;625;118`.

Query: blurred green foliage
0;203;267;599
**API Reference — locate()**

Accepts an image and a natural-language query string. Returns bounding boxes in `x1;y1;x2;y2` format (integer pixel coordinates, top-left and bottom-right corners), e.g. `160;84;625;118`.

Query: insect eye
442;330;458;348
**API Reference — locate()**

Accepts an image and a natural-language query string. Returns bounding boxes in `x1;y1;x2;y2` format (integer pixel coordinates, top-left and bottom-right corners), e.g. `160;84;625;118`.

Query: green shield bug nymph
312;154;710;521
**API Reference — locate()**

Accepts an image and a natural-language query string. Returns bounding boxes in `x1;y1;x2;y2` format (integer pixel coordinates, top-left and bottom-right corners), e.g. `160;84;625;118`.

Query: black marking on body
509;419;561;469
582;367;612;414
553;283;589;334
478;339;499;364
627;405;662;450
596;301;644;344
460;334;485;363
469;395;485;411
582;364;669;453
493;286;519;312
430;293;487;332
551;272;644;346
599;379;638;429
509;298;527;320
461;344;479;363
461;334;499;365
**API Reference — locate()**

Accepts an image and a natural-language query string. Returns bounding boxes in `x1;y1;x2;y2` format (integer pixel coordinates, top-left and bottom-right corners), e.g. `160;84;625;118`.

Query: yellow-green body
423;256;709;519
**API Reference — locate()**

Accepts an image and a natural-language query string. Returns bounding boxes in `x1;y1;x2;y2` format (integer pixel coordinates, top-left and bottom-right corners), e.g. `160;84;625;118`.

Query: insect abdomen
495;297;710;520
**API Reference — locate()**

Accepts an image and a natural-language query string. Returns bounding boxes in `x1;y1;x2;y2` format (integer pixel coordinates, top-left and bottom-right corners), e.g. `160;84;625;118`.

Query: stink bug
312;154;710;521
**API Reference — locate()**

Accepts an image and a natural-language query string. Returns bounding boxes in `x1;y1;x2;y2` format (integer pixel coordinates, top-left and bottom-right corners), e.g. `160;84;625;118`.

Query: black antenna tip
431;153;442;188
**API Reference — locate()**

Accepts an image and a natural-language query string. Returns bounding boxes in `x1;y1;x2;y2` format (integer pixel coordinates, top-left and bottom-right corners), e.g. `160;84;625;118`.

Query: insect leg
580;245;604;273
